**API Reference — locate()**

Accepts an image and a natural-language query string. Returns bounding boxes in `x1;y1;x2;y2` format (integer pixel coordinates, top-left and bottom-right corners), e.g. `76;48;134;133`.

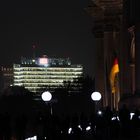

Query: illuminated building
13;55;83;93
0;66;13;91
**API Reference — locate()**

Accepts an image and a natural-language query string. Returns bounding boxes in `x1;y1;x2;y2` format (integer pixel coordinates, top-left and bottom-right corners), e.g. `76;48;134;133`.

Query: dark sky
0;0;95;77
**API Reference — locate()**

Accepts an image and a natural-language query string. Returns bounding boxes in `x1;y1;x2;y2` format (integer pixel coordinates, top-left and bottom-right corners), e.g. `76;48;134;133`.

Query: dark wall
124;0;139;26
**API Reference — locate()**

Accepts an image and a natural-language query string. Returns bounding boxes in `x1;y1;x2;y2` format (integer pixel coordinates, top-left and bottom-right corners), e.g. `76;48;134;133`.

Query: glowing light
130;112;135;120
68;127;72;134
86;126;91;131
41;91;52;101
97;110;102;115
111;117;117;121
117;116;120;121
78;125;82;130
25;136;37;140
91;92;102;101
39;58;48;65
111;116;120;121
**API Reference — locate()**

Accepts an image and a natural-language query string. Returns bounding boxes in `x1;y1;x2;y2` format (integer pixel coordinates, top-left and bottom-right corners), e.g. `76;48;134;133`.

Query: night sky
0;0;95;77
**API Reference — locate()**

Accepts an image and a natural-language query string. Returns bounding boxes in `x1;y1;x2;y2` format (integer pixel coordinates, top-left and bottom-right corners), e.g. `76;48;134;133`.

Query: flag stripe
110;58;119;94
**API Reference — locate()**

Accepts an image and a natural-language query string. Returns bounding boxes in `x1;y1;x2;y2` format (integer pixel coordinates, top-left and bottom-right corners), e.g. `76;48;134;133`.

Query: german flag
110;58;119;94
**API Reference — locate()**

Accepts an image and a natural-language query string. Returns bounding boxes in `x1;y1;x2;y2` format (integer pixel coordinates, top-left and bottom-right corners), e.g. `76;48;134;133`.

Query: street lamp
41;91;52;101
41;91;53;115
91;91;102;113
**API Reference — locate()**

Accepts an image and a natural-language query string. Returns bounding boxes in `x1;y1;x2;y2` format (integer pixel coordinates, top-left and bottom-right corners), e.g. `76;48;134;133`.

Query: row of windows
14;82;62;85
14;72;82;77
1;67;13;71
14;82;70;85
26;85;82;89
14;78;74;82
14;76;80;80
14;65;82;68
13;69;82;72
14;84;82;92
25;86;62;92
23;83;63;87
14;80;65;83
14;82;82;87
14;72;82;76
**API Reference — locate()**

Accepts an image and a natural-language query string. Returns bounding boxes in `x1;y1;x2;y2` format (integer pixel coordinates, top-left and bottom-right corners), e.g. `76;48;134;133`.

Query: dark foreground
0;105;140;140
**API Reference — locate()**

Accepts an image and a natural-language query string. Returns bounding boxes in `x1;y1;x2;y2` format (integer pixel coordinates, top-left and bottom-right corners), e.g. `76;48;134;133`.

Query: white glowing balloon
41;91;52;101
91;92;102;101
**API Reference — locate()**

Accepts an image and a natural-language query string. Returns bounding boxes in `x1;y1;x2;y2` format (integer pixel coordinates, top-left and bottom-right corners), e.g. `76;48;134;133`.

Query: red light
39;58;48;65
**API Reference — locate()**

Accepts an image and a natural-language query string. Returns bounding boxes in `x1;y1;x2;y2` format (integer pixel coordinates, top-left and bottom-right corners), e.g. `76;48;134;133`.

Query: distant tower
32;45;36;59
87;0;134;109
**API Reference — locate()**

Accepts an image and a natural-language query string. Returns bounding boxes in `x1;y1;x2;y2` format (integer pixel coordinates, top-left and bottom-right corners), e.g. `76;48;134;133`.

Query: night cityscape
0;0;140;140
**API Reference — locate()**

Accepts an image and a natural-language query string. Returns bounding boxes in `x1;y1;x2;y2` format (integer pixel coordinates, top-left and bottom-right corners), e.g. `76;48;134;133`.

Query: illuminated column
135;24;140;93
93;25;105;107
128;26;135;94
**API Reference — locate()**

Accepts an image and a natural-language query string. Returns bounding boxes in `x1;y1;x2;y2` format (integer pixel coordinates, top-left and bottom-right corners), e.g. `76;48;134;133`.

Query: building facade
87;0;137;110
0;66;13;91
13;56;83;93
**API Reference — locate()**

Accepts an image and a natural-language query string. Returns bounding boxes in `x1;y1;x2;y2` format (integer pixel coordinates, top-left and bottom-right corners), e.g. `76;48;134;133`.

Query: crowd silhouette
0;86;140;140
0;102;140;140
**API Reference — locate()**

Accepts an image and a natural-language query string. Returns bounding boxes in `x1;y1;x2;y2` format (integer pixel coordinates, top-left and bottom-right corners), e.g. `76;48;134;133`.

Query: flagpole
115;73;120;110
110;58;119;110
117;75;119;110
113;92;115;110
104;59;108;107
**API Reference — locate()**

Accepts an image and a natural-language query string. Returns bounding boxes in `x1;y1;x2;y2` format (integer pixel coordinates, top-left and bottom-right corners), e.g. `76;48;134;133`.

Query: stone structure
87;0;136;110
